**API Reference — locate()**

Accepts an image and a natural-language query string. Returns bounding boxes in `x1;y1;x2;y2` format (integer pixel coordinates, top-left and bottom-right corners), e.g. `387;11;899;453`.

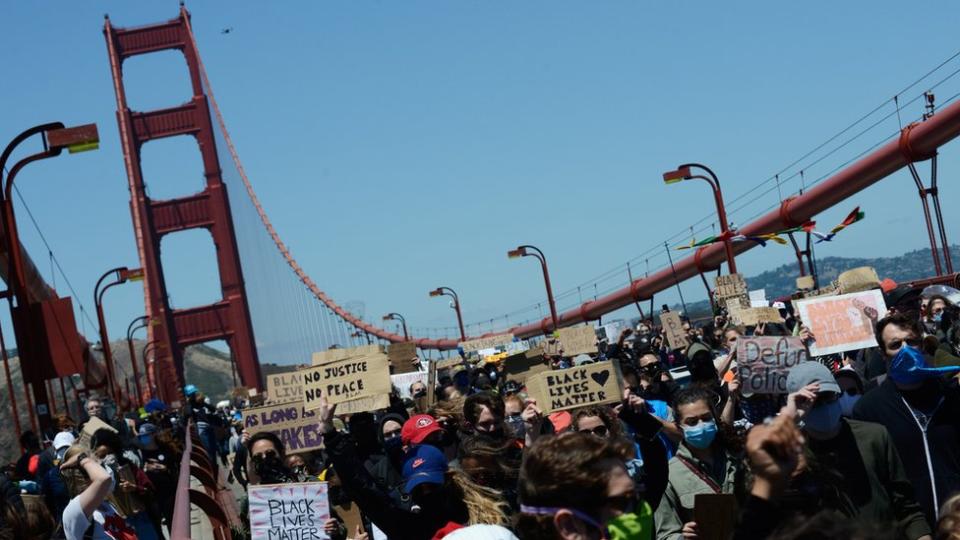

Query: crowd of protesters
3;280;960;539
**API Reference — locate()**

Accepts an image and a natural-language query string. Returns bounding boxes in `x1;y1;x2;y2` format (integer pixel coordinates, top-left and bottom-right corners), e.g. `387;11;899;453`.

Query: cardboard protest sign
333;502;364;537
337;393;390;415
242;401;324;454
660;311;690;350
838;266;880;293
249;482;330;540
796;275;815;290
434;356;463;370
504;340;531;355
301;354;392;408
715;274;749;310
749;289;767;308
601;322;623;342
794;289;888;356
525;361;623;413
312;344;385;366
540;337;562;357
557;326;599;357
388;342;419;374
694;493;738;540
501;352;550;383
426;361;438;408
78;416;117;449
265;369;302;404
391;371;430;400
736;336;809;393
735;307;785;326
458;333;513;353
110;465;147;517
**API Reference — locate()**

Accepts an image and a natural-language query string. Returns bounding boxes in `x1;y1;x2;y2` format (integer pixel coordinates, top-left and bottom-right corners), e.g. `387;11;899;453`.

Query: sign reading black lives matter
300;354;392;409
736;336;808;394
249;482;330;540
525;360;623;413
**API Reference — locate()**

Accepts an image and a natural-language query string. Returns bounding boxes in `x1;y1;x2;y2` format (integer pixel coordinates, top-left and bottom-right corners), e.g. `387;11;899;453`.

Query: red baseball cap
401;414;443;445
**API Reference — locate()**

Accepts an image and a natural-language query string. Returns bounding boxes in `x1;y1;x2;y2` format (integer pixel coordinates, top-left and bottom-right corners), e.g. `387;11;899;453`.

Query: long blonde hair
447;468;509;526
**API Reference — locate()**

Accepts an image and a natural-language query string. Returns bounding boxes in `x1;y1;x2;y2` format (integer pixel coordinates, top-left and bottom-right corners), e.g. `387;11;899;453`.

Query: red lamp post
508;245;559;332
126;315;149;405
663;163;738;274
429;287;466;342
382;313;409;341
94;267;144;407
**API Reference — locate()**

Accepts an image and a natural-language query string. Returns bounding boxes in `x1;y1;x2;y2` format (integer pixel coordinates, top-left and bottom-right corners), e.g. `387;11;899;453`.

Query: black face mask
412;389;427;399
253;453;294;484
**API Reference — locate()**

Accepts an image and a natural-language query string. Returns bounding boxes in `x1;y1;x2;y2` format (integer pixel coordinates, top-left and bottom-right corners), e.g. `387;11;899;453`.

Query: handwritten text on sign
737;336;808;394
301;355;391;408
526;361;622;413
660;311;689;351
556;326;598;357
249;482;330;540
242;402;324;454
794;289;887;356
459;333;514;353
266;370;302;404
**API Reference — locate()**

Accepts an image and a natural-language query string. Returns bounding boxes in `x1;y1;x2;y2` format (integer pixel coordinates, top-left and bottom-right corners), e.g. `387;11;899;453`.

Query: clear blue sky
2;2;960;362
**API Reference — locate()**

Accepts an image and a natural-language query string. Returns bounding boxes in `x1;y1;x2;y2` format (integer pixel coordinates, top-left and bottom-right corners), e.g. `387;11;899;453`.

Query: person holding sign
654;387;746;540
316;395;509;540
776;363;932;540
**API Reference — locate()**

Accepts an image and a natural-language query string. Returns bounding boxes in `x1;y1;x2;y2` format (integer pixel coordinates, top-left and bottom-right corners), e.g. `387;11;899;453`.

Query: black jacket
324;430;465;540
617;406;669;510
853;377;960;527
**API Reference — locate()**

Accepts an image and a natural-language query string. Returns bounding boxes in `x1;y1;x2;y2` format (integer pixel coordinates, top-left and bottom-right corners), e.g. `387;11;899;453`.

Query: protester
183;384;223;474
655;386;746;540
854;313;960;527
59;444;136;540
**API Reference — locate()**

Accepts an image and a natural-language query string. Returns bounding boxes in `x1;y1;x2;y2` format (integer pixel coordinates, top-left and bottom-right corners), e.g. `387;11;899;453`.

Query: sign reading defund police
300;355;392;409
242;402;324;455
736;336;808;394
526;360;623;414
249;482;330;540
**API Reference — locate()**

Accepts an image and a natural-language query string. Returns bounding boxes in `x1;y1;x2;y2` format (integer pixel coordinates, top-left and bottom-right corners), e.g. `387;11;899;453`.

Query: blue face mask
889;345;960;385
138;434;154;447
682;420;717;449
803;400;842;438
933;313;943;323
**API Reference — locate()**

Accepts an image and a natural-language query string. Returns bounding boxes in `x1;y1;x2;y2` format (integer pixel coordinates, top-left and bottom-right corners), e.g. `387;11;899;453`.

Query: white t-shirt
62;498;137;540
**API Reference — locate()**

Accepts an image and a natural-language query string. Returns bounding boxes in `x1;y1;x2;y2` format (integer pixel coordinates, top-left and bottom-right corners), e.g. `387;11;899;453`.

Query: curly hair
514;433;633;540
938;493;960;540
572;405;624;439
464;391;505;426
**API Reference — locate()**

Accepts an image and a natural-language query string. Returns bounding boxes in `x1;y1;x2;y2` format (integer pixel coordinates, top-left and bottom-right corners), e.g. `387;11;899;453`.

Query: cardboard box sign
796;275;815;290
660;311;690;351
337;393;391;415
735;307;785;326
301;354;392;409
78;416;118;449
242;401;325;454
794;289;888;356
458;333;514;353
715;274;747;299
388;342;419;374
501;352;550;384
249;482;331;540
312;344;385;366
265;369;302;404
556;326;599;357
837;266;880;294
525;360;623;414
736;336;809;394
434;356;464;370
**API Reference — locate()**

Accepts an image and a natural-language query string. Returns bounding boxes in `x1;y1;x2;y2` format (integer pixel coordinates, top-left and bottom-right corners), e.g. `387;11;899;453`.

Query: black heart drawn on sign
590;370;610;387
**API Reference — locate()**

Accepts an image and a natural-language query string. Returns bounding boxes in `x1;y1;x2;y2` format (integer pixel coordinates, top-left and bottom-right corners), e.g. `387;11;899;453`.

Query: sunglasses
604;494;638;514
842;387;860;397
253;450;279;461
578;425;609;437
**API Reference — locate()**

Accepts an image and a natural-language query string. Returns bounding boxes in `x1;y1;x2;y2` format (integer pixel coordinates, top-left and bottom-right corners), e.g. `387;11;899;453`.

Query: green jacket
654;443;744;540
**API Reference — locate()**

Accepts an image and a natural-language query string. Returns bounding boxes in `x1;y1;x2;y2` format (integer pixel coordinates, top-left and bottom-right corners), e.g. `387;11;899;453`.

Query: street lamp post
508;245;559;332
382;313;409;341
0;122;99;431
126;315;149;405
94;267;145;407
142;341;159;399
429;287;466;342
663;163;738;274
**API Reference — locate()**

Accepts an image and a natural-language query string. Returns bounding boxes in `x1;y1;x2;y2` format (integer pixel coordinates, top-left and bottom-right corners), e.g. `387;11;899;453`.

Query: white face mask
838;393;860;417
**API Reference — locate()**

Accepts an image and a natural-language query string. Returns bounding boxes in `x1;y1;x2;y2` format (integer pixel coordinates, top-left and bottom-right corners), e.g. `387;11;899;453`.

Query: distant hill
675;245;960;318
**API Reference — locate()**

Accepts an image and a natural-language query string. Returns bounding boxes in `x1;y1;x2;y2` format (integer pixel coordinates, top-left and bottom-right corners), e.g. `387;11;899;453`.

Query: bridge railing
170;419;239;540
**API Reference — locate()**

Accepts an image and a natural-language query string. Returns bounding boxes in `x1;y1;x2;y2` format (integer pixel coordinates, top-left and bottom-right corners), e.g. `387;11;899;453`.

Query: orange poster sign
794;290;887;356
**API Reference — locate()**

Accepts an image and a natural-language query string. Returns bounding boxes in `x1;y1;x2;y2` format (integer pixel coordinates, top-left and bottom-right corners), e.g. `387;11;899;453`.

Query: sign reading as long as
300;354;391;409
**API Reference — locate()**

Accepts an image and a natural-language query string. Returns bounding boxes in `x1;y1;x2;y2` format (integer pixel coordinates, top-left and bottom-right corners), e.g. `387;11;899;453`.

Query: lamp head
47;124;99;154
429;288;443;297
507;247;526;259
119;267;145;283
382;314;393;321
662;166;692;185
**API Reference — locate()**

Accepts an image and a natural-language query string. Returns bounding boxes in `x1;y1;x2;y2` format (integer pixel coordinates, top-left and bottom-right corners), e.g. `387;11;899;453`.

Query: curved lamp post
94;267;144;406
429;287;465;341
663;163;738;274
508;245;559;332
382;313;409;341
